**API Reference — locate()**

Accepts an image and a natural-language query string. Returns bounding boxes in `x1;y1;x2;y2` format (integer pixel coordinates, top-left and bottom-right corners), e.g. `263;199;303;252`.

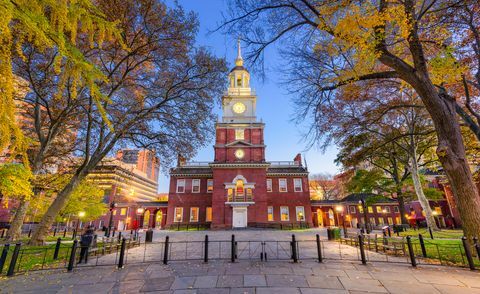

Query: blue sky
157;0;340;192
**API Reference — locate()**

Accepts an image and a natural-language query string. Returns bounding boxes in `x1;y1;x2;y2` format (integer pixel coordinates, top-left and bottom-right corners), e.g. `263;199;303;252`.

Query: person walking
78;226;95;264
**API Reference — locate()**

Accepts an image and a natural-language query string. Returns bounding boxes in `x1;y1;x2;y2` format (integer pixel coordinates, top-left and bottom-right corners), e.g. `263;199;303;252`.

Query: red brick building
166;42;312;229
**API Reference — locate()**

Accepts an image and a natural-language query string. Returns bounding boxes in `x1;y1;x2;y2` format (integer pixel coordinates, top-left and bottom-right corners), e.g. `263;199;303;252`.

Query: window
370;217;376;225
293;178;302;192
279;179;287;192
368;206;373;213
358;205;364;213
246;188;253;197
395;217;401;224
280;206;290;221
236;180;244;196
376;206;382;213
434;206;442;215
387;217;393;225
192;179;200;193
190;207;199;222
266;179;272;192
296;206;305;221
237;77;242;87
378;217;384;225
385;206;391;213
113;209;117;216
176;179;186;193
235;129;244;140
207;179;213;193
394;206;399;213
350;206;356;213
120;208;127;216
267;206;274;221
206;207;212;222
174;207;183;222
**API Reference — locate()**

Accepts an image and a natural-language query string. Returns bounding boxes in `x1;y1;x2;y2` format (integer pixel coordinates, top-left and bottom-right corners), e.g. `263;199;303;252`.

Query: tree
309;172;341;200
223;0;480;239
27;0;227;245
0;163;32;240
2;0;122;241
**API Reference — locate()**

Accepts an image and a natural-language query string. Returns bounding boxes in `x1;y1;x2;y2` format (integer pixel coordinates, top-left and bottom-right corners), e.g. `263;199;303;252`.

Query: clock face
232;102;246;114
235;149;245;159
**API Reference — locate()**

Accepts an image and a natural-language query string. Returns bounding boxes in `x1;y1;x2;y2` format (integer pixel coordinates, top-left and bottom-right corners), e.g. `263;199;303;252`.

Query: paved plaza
1;229;480;293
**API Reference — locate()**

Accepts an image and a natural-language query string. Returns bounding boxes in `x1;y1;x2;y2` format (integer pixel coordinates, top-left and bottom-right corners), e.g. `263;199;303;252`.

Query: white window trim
293;178;302;192
267;206;274;221
350;206;356;213
174;207;183;222
280;206;290;221
279;178;288;193
296;206;305;221
207;179;213;193
192;179;201;193
176;179;186;193
190;207;199;222
266;179;272;192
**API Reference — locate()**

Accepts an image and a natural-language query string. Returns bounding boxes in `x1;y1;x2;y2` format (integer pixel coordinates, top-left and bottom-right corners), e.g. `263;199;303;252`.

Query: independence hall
165;42;312;229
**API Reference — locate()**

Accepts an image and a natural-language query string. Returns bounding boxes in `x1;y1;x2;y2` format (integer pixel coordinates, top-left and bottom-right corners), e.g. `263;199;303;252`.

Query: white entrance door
117;220;124;231
232;207;247;228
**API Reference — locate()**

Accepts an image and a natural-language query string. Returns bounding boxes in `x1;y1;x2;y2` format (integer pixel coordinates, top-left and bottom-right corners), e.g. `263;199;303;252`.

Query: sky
157;0;340;192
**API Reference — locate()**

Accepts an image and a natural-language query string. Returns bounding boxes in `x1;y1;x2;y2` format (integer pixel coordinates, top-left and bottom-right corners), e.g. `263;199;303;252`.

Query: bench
381;237;406;256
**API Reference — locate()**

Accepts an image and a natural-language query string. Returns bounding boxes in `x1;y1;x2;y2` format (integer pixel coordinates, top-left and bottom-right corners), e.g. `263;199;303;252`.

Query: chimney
293;153;302;166
177;154;186;166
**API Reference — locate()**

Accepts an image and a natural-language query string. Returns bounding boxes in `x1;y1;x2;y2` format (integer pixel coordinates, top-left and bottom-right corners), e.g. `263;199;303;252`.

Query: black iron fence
2;231;479;277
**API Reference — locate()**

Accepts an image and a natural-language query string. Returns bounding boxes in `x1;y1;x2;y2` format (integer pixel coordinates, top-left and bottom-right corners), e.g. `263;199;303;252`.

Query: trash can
327;228;333;240
332;228;341;240
145;229;153;243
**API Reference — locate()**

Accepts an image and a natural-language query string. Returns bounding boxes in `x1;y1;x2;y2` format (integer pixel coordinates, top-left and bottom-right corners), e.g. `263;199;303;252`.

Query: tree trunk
6;198;29;241
28;172;85;245
412;78;480;240
410;156;438;230
396;189;408;224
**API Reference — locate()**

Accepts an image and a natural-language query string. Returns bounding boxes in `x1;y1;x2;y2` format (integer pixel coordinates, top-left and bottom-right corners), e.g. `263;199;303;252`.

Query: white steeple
235;38;243;66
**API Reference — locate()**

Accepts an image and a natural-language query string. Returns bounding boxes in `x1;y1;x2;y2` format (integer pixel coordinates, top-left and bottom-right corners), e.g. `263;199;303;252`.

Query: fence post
63;228;67;238
112;228;116;238
53;238;62;260
418;234;427;258
163;236;169;265
1;229;4;239
0;244;10;274
291;234;298;263
316;234;322;263
118;238;127;269
28;229;32;238
358;234;366;265
387;227;391;237
204;235;209;263
231;235;236;263
406;236;417;267
474;237;480;261
462;236;475;270
53;228;57;237
428;227;434;239
67;240;78;272
72;229;77;240
118;232;122;243
7;243;22;277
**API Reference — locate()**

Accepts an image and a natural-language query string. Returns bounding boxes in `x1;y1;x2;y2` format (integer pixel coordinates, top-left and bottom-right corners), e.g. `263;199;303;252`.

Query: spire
235;38;243;66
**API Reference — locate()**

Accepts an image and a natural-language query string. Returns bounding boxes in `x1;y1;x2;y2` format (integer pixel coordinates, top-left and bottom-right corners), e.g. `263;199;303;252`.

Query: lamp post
76;211;86;232
358;199;370;234
106;201;117;237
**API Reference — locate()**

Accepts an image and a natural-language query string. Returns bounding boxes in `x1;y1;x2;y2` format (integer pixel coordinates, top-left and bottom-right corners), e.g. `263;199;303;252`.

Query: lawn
396;228;464;239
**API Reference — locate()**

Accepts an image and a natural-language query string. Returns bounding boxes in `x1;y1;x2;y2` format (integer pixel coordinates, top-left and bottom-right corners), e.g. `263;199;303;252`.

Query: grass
396;228;464;239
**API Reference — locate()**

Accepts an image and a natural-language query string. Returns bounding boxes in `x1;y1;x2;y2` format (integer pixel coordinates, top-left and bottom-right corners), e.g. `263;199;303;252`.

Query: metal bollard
72;229;77;240
118;232;122;243
474;237;480;261
428;227;434;239
28;229;32;238
358;235;367;265
63;228;67;238
406;236;417;267
0;244;10;274
462;236;475;270
118;238;127;269
204;235;209;263
7;243;22;277
1;229;5;239
316;234;322;263
112;228;116;238
387;227;391;237
163;236;169;265
67;240;78;272
418;234;427;258
231;235;236;263
53;238;62;260
53;228;57;237
291;234;298;263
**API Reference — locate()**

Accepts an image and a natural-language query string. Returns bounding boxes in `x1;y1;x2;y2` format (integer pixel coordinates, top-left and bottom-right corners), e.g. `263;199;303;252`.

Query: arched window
236;179;244;196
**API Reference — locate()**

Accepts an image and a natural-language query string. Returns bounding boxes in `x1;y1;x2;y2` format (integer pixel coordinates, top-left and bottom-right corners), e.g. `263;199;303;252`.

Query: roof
267;166;308;174
341;193;396;203
230;65;249;73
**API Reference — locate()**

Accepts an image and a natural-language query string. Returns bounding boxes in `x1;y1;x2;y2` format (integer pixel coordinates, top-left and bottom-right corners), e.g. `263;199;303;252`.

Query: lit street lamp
75;211;86;233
